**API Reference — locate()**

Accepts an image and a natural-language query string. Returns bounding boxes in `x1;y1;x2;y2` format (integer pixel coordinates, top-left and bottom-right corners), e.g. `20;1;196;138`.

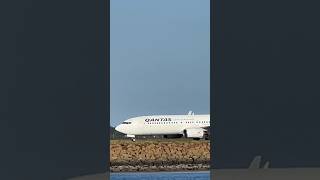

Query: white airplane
115;111;210;141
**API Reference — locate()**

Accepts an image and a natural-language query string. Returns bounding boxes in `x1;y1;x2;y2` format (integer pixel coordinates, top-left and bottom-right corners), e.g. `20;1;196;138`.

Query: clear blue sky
110;0;210;126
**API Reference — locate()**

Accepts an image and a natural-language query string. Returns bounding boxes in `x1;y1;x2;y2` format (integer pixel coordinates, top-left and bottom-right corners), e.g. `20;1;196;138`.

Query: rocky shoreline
111;163;210;172
110;140;210;172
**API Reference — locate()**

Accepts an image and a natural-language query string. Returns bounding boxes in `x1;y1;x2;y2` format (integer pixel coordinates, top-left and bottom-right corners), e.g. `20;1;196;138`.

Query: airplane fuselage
115;114;210;137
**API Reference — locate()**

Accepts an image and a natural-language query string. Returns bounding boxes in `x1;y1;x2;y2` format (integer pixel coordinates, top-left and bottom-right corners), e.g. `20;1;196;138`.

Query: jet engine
184;128;204;139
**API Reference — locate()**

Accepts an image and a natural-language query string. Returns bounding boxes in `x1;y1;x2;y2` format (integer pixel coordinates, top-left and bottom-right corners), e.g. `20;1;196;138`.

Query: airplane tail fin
187;111;194;115
248;156;262;169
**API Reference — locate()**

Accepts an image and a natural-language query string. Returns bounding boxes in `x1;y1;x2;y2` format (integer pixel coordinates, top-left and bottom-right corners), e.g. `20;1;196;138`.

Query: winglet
263;161;270;169
249;156;262;169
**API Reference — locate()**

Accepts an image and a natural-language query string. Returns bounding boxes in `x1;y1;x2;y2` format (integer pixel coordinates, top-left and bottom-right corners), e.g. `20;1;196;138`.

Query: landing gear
203;131;209;140
126;134;136;142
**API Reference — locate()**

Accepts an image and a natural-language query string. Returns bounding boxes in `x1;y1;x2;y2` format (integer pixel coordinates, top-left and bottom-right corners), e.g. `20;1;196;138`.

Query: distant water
110;171;210;180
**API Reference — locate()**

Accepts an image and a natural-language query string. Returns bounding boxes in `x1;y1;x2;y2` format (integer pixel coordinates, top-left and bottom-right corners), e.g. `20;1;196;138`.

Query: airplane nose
115;125;123;133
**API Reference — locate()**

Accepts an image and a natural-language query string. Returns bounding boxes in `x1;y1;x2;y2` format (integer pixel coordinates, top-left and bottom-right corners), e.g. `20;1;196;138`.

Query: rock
110;140;210;171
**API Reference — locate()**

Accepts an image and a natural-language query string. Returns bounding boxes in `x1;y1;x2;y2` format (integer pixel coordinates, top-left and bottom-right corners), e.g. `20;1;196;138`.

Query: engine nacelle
184;128;204;138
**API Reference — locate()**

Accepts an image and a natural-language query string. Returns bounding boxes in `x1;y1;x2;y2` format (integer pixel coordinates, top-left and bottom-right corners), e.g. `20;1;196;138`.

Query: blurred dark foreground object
213;156;320;180
68;173;108;180
0;0;108;179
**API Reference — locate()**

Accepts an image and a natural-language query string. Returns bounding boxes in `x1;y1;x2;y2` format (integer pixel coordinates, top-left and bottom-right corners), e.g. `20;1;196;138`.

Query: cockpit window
122;122;132;124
